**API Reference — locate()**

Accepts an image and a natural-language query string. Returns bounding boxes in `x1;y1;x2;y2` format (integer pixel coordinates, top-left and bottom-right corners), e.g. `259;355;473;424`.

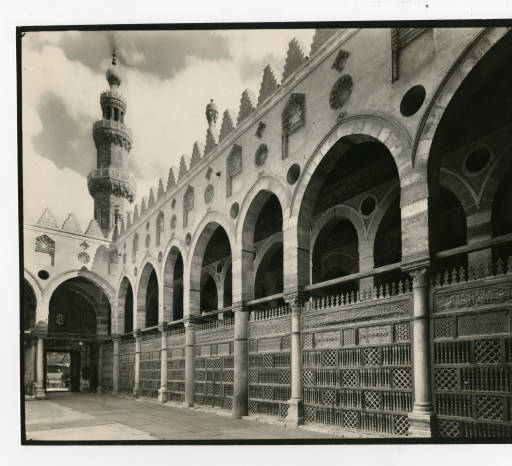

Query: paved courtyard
25;392;338;441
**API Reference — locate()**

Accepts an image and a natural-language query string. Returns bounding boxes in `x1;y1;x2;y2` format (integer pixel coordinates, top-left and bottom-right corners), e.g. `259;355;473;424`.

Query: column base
96;386;103;395
183;400;194;408
407;411;436;437
133;385;140;399
285;399;304;427
158;388;167;403
34;384;46;400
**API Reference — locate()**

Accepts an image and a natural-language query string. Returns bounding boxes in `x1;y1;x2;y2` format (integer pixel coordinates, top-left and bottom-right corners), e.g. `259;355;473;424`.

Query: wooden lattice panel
432;276;512;438
101;342;113;392
194;336;234;411
140;334;161;398
119;338;135;394
248;315;291;419
302;315;412;436
167;333;186;402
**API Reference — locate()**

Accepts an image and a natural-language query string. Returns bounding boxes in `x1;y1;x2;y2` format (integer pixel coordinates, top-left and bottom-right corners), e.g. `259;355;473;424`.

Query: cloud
37;30;231;80
22;28;318;225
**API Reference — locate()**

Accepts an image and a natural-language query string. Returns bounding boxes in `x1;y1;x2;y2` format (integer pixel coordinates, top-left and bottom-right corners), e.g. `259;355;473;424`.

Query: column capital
231;301;249;313
133;329;141;339
112;334;122;343
409;267;430;288
158;323;167;333
183;318;195;329
401;257;430;274
284;291;306;313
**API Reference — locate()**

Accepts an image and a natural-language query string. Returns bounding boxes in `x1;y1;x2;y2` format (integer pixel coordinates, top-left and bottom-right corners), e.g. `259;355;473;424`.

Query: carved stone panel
302;299;410;330
257;337;281;353
457;311;509;337
359;325;393;345
249;316;291;338
435;284;512;313
314;331;341;349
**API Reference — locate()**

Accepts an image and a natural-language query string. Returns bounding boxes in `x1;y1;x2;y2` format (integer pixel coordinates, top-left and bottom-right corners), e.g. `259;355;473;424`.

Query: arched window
156;212;164;247
183;186;194;227
132;233;139;264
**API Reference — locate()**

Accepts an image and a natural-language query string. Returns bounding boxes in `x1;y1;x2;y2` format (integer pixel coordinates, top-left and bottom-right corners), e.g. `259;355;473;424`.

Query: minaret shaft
88;48;136;235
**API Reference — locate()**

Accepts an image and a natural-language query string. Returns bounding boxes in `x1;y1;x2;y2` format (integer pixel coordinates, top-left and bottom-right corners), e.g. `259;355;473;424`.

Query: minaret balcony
87;167;136;202
100;90;127;112
93;119;132;151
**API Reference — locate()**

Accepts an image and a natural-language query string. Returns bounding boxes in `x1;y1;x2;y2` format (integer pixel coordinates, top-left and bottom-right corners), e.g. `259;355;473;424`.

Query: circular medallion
78;251;90;264
464;147;491;174
400;85;426;117
287;163;301;185
254;144;268;167
185;233;192;246
38;270;49;280
360;195;377;217
329;74;353;110
230;202;240;219
204;184;214;204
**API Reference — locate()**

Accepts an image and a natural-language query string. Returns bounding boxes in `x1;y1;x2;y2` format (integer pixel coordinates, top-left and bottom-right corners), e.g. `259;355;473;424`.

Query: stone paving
25;392;337;441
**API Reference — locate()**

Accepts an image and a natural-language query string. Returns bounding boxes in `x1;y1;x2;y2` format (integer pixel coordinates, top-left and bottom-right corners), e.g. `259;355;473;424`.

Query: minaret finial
206;98;218;129
112;46;117;66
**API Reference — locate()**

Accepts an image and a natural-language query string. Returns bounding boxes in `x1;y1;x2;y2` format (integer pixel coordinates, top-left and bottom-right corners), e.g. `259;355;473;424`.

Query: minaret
88;47;136;235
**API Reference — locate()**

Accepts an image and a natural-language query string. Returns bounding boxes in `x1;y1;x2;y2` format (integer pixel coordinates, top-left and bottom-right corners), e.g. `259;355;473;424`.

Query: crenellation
237;89;256;125
190;141;203;168
157;178;165;200
258;65;279;106
219;110;236;141
178;155;188;180
282;38;306;83
37;207;59;229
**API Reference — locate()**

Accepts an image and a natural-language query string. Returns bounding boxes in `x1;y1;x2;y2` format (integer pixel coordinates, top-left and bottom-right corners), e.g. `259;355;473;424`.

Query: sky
22;29;316;229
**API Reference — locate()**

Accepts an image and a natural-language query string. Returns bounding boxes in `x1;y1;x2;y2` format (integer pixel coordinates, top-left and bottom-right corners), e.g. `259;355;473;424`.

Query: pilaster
112;335;121;395
233;302;249;418
133;330;141;398
284;292;304;427
96;343;103;394
405;265;436;437
184;319;195;407
34;335;46;399
158;324;168;403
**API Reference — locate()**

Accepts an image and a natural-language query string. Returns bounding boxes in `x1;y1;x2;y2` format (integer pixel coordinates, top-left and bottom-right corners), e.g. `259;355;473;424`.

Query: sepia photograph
16;6;512;451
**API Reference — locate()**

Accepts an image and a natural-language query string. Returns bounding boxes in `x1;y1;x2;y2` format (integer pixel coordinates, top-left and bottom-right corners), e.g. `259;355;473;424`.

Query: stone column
31;338;37;395
285;295;303;426
158;324;168;403
133;330;141;398
184;319;195;407
407;267;435;437
112;336;120;395
96;344;103;394
233;302;248;418
34;336;45;399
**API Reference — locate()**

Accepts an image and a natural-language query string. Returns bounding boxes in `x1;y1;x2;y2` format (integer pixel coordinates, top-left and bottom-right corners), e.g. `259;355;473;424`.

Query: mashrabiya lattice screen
167;327;186;402
432;261;512;438
194;318;235;411
140;333;161;398
301;293;413;436
248;305;291;419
